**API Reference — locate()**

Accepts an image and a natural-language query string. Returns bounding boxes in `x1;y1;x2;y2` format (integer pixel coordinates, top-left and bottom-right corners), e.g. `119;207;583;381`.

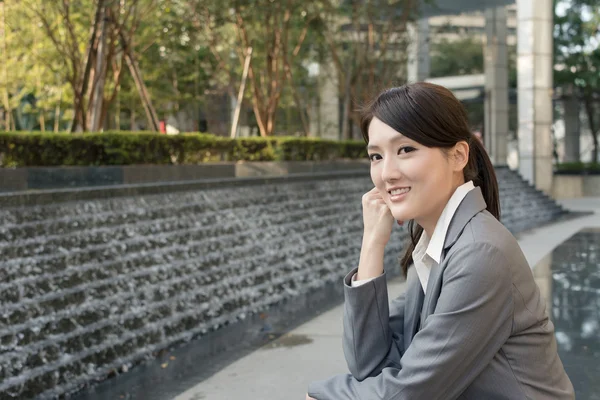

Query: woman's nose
381;158;402;182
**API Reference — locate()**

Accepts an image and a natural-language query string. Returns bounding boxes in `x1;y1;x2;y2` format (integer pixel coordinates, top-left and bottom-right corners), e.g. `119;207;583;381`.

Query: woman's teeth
390;188;410;195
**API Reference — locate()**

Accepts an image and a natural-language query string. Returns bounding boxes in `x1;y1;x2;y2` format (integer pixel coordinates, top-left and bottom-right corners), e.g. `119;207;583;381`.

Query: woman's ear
452;141;469;171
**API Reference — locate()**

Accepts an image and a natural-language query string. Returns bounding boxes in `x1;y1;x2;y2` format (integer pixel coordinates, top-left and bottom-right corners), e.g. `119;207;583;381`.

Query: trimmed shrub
555;162;600;174
0;131;367;167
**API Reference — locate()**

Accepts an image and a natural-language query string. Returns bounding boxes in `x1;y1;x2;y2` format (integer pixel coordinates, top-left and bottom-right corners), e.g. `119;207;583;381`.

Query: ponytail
399;135;500;277
468;136;500;220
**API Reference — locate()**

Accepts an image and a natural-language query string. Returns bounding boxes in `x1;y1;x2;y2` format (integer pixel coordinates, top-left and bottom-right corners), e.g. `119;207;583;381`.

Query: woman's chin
390;210;412;223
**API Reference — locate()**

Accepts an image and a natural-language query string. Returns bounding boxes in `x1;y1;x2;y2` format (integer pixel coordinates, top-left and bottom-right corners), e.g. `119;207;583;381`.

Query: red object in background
159;121;166;134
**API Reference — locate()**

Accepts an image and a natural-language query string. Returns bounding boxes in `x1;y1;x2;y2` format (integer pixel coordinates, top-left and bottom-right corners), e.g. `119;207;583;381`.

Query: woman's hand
361;187;395;248
306;394;317;400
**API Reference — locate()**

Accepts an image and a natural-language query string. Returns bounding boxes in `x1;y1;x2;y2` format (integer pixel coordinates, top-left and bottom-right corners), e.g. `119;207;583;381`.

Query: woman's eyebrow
366;134;407;151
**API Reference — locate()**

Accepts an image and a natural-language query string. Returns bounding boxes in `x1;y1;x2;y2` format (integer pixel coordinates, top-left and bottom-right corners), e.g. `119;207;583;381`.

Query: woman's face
367;117;465;233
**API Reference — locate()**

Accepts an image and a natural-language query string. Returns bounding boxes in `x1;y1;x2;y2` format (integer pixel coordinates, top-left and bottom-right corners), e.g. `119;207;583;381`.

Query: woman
306;83;574;400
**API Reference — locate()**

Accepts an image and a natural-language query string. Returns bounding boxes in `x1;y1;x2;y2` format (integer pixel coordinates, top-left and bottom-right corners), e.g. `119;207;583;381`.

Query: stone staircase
0;167;567;399
495;167;567;233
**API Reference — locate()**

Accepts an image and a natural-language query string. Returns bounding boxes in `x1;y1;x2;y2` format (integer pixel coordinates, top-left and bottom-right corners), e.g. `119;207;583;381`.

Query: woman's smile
388;187;411;202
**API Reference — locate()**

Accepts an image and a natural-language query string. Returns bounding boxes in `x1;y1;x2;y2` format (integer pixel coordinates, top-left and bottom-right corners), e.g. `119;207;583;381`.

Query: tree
317;0;418;140
194;0;325;137
133;0;218;131
554;0;600;162
0;0;11;130
190;0;322;136
17;0;161;132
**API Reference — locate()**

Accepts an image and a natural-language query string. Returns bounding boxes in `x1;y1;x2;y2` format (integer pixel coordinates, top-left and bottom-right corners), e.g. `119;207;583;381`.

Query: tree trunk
119;25;159;131
1;1;11;131
89;3;107;132
54;89;62;132
341;85;351;140
124;49;159;131
251;99;267;137
39;112;45;132
115;84;120;130
70;0;105;132
130;96;136;131
583;95;599;163
283;62;310;136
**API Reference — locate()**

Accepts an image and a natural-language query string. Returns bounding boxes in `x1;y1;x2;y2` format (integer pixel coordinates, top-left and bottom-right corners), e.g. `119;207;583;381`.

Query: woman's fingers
363;188;384;202
364;188;403;226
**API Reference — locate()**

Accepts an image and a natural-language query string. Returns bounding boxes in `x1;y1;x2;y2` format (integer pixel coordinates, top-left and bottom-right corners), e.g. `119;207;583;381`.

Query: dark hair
360;82;500;277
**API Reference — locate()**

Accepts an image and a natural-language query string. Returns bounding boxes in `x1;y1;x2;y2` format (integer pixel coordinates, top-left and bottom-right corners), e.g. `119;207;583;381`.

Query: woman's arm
308;242;514;400
342;267;406;381
341;187;405;381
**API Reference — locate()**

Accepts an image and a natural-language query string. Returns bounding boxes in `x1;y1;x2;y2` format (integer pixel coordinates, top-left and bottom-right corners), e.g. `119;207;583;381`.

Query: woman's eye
368;153;382;161
398;146;416;155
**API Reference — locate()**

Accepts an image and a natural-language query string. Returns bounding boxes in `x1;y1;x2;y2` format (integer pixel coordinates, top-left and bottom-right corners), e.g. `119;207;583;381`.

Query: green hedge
0;131;367;167
555;162;600;174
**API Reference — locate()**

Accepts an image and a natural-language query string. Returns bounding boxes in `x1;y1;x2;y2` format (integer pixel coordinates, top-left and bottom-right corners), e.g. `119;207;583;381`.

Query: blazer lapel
419;187;488;326
420;261;440;327
443;186;487;251
404;271;425;349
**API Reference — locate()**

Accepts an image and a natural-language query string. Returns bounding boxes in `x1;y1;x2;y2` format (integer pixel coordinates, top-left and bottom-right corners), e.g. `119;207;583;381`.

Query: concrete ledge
553;174;600;199
0;160;370;194
0;169;370;208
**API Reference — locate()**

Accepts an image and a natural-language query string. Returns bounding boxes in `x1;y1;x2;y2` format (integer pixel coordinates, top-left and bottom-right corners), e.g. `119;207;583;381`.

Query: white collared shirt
352;181;475;293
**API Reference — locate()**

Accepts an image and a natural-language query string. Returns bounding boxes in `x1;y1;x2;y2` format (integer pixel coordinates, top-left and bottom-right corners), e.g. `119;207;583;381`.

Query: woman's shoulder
446;210;529;271
461;210;517;247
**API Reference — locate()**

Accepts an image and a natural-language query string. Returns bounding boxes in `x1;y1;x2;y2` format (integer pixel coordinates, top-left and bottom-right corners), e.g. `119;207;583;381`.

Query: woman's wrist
361;232;389;250
356;239;386;280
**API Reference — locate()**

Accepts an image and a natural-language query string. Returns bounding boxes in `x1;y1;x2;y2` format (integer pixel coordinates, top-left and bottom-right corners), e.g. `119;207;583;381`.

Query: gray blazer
308;187;574;400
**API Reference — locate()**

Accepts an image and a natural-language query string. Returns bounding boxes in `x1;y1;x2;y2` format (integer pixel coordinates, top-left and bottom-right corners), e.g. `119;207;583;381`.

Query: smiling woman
361;83;500;277
306;82;575;400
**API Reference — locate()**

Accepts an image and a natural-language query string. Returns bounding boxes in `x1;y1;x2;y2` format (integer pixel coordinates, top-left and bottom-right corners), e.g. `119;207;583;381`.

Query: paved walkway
173;197;600;400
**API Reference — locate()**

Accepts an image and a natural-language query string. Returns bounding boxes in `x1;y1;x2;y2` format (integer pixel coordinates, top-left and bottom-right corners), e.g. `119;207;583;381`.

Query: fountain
0;167;566;398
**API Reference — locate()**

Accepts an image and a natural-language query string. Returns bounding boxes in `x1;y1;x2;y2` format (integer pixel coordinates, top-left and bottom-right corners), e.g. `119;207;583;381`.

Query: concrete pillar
314;62;340;140
563;94;581;162
484;7;509;166
517;0;554;194
407;18;430;83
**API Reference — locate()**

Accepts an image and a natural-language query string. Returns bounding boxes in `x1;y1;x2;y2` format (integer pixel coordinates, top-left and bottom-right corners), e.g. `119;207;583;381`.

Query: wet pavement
534;228;600;400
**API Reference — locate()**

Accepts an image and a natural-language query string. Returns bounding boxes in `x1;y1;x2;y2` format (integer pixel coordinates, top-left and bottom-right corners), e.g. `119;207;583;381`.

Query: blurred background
0;0;599;399
0;0;596;169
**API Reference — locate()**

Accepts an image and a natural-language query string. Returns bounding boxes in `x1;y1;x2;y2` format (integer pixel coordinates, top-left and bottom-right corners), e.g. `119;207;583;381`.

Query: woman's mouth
388;187;411;202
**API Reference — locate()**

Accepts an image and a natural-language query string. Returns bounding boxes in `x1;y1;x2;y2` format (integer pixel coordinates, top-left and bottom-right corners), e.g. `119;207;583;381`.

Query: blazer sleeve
341;268;406;381
308;242;514;400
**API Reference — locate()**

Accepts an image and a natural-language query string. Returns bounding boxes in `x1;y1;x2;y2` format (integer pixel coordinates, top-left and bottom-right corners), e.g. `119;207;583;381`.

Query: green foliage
430;37;484;78
4;0;94;130
555;161;600;173
1;0;417;136
554;0;600;89
0;131;366;166
274;137;367;161
231;137;278;161
430;37;517;88
339;140;369;159
554;0;600;162
275;137;340;161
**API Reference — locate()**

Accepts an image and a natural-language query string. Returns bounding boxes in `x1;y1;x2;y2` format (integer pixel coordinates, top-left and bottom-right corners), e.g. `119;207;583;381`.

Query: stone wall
0;167;566;399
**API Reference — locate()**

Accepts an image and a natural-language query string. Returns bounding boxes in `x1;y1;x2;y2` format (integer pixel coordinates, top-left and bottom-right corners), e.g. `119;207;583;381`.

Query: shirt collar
426;181;475;264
